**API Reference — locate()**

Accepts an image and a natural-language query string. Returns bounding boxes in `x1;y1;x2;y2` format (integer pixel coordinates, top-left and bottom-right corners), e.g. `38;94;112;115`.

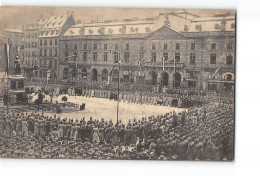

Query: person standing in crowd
22;117;29;137
0;89;234;161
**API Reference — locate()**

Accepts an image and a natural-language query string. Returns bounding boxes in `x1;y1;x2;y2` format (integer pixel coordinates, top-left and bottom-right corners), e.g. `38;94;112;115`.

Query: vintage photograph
0;6;235;161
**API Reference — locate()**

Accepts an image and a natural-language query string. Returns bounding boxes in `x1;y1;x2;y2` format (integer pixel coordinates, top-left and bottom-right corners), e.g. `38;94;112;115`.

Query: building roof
41;16;68;29
145;26;186;40
63;20;156;37
38;15;73;38
192;15;235;22
3;28;24;33
181;31;235;38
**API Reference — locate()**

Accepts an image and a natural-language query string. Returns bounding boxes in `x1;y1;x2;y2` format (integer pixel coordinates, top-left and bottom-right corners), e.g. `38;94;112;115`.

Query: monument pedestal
8;75;27;104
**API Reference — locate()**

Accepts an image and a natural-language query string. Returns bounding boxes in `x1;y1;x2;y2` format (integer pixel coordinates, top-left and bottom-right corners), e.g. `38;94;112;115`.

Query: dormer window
69;30;74;34
195;24;202;30
145;27;151;32
109;28;113;33
56;30;60;35
184;25;188;31
215;24;220;29
89;29;94;34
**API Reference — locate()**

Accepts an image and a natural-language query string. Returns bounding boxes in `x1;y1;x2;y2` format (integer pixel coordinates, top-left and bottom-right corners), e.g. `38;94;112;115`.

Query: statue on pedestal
14;56;21;75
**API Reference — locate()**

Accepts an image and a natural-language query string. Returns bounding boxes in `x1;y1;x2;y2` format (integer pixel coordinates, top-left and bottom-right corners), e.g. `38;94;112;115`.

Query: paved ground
41;94;186;123
1;94;186;123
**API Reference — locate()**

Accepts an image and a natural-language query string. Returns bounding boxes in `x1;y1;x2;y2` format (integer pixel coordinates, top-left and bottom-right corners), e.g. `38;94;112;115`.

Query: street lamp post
116;59;121;125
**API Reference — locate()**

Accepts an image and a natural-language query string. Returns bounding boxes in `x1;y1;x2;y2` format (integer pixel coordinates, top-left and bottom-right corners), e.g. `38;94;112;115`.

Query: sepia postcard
0;6;235;161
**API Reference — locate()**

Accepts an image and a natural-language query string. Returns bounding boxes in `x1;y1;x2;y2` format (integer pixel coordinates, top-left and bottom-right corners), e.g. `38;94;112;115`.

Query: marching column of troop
65;88;209;108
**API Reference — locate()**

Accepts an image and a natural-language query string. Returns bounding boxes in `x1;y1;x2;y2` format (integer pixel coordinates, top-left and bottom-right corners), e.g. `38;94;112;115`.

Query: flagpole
6;41;10;115
174;58;176;89
116;58;120;125
6;64;9;115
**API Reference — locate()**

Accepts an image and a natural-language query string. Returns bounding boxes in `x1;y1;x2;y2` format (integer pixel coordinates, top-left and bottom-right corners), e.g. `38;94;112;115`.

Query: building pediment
146;26;186;40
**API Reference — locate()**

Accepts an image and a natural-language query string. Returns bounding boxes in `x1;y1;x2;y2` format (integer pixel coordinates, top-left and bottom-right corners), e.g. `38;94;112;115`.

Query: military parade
0;8;235;161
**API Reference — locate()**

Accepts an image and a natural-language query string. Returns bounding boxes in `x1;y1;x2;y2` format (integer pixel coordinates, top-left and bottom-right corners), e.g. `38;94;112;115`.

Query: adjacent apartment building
37;14;76;81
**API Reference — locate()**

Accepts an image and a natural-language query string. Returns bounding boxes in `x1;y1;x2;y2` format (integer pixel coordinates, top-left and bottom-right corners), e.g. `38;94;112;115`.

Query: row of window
65;43;181;51
64;42;233;52
39;48;58;57
69;51;180;64
65;43;132;51
39;39;58;46
25;32;38;39
25;42;37;48
210;54;233;65
210;42;233;50
24;51;37;57
195;23;235;31
24;60;37;67
38;59;58;69
65;51;233;65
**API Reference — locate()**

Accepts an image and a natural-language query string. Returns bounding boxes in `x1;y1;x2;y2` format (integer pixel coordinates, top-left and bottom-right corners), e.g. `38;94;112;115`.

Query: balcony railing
144;62;185;68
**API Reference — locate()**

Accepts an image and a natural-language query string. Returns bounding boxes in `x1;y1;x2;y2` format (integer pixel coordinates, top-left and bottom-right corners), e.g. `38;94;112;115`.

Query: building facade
58;11;235;91
37;15;76;81
23;23;42;78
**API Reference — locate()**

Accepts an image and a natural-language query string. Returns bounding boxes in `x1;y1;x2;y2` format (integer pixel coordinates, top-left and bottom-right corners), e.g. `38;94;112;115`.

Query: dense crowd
0;92;234;160
60;88;214;108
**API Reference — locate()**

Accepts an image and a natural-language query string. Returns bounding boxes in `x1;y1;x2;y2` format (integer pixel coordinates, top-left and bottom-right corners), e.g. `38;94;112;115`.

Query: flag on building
138;58;145;73
162;56;167;71
108;64;116;85
212;65;223;79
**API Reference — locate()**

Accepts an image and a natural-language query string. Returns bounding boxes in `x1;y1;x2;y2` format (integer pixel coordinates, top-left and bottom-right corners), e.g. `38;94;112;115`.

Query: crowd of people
26;78;234;109
62;88;213;108
0;92;234;160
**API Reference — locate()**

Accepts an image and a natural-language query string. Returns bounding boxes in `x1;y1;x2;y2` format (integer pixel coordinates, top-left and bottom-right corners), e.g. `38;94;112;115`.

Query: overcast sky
0;6;235;30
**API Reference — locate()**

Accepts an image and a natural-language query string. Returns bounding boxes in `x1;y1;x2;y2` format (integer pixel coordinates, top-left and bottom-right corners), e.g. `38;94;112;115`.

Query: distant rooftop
3;28;24;33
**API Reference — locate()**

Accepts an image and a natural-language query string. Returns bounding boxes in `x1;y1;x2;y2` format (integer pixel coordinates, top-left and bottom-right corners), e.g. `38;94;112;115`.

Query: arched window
150;71;157;85
63;68;69;80
102;69;108;81
91;69;98;82
161;72;169;86
82;68;87;78
224;74;233;81
112;69;119;82
173;72;181;88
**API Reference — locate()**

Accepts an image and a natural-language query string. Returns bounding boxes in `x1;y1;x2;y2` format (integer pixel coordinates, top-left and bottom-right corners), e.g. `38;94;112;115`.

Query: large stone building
37;14;76;81
22;18;47;78
58;11;235;91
